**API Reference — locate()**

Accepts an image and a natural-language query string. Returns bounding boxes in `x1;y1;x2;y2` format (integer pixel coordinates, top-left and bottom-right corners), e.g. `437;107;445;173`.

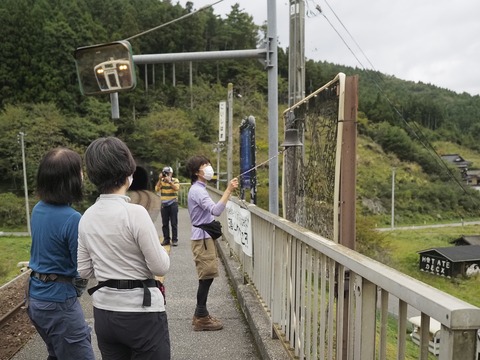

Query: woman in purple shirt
186;155;238;331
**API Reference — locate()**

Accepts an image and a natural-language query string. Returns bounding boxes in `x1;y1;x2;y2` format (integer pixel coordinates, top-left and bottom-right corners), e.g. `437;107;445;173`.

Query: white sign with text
226;202;252;257
218;101;226;142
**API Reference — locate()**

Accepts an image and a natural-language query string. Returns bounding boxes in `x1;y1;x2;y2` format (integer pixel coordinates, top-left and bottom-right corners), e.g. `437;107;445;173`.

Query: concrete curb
216;238;291;360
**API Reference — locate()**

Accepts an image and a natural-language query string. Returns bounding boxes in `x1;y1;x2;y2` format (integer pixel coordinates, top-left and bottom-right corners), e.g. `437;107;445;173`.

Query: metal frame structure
128;0;280;214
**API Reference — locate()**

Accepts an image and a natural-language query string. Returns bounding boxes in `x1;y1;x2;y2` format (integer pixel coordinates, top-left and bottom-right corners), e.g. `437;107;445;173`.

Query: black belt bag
194;220;223;240
31;271;73;283
87;279;164;307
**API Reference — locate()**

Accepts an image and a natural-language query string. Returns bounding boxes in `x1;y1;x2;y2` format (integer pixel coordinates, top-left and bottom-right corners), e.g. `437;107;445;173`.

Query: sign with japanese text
226;202;252;257
219;101;226;142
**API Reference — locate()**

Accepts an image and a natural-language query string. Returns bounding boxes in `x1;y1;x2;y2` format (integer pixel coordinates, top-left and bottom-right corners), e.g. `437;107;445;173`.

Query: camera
162;170;169;177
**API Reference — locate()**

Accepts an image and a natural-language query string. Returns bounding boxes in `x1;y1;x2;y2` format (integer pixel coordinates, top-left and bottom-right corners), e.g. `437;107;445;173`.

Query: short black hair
186;155;210;184
85;137;136;194
36;148;83;204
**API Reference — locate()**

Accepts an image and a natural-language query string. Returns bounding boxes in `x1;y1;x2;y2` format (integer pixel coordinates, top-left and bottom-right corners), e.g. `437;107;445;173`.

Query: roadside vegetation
0;236;30;284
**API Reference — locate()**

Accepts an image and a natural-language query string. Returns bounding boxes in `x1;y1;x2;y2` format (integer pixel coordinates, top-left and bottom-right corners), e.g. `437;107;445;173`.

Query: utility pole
18;132;31;235
391;167;396;229
288;0;305;107
227;83;233;182
267;0;279;215
284;0;305;222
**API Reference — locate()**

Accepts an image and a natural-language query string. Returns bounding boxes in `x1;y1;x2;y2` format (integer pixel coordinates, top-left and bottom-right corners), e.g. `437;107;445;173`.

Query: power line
315;5;367;70
317;0;475;200
124;0;224;41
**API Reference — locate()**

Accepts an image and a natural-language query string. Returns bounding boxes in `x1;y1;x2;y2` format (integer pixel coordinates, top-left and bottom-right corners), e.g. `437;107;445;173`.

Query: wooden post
340;75;358;359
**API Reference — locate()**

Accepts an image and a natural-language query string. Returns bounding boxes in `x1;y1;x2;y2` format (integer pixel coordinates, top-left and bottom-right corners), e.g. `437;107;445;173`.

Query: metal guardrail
208;188;480;360
177;183;191;208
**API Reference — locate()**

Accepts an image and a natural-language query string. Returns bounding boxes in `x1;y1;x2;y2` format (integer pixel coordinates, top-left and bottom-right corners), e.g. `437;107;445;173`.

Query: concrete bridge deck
13;206;288;360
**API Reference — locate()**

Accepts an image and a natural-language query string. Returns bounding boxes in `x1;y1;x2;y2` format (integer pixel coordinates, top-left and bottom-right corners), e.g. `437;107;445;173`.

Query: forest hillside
1;0;480;231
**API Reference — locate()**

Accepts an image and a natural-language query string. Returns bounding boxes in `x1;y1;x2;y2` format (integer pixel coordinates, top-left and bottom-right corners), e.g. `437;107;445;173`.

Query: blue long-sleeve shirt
29;201;80;301
188;181;226;240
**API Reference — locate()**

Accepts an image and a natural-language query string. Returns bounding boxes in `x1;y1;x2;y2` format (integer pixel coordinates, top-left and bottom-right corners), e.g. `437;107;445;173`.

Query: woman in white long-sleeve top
78;136;170;360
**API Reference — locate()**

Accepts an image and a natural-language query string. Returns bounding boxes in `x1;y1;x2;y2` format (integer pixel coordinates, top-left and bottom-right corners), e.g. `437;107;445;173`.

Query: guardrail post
439;328;478;360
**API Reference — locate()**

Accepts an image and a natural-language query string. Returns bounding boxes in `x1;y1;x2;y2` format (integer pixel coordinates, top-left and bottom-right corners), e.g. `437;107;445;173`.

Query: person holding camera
155;166;180;246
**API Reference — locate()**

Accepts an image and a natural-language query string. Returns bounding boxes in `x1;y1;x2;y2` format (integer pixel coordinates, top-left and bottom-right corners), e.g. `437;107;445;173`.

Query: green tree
128;106;202;170
0;103;70;193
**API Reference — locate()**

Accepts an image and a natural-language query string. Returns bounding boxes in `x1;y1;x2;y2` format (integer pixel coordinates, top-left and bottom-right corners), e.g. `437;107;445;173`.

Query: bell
280;129;303;148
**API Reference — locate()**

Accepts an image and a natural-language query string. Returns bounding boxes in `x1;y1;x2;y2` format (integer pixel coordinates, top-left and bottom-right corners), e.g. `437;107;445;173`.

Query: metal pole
288;0;305;107
284;0;306;223
133;49;267;64
152;64;155;90
110;93;119;120
216;143;221;190
391;167;395;229
190;61;193;109
19;132;31;235
144;64;148;94
172;63;176;87
227;83;233;182
267;0;279;215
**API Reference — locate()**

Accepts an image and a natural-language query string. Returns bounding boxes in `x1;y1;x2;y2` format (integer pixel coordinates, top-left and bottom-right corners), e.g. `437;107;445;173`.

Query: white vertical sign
226;202;253;257
218;101;226;142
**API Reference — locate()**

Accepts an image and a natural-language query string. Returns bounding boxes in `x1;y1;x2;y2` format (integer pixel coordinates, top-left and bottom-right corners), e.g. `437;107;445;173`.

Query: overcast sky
178;0;480;96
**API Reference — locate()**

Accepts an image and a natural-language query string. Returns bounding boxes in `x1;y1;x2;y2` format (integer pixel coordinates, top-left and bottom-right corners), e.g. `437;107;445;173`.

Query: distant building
418;245;480;278
466;169;480;190
450;235;480;246
441;154;471;171
440;154;480;188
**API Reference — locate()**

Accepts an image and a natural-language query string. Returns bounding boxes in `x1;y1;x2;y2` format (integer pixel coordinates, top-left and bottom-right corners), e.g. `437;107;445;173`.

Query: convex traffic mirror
74;40;136;96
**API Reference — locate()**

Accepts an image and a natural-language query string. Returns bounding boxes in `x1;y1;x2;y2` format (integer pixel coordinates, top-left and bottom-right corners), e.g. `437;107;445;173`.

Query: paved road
377;220;480;232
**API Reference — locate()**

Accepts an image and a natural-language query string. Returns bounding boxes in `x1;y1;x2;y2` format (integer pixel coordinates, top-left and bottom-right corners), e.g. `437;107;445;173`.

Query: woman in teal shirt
27;147;94;360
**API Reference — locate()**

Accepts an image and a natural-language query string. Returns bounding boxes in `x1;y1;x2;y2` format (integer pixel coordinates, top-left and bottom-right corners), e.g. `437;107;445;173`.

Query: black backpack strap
141;280;152;307
87;279;155;307
87;279;114;296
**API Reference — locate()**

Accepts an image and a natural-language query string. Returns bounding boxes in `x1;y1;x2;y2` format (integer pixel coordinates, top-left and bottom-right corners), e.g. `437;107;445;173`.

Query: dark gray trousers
94;307;170;360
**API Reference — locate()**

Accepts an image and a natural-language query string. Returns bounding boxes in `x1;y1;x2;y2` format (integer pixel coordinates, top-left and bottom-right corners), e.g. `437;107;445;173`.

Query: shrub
356;217;392;263
0;193;29;229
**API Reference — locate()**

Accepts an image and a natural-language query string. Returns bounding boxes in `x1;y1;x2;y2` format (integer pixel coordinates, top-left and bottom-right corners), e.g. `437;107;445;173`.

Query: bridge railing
209;189;480;360
177;183;191;208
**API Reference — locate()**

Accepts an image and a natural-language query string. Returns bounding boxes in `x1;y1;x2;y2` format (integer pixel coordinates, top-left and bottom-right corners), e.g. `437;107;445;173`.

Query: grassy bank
0;236;31;284
380;224;480;307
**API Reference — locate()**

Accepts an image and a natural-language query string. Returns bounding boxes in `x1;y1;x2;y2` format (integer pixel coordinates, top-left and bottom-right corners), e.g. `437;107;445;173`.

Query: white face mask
202;165;214;181
128;175;133;187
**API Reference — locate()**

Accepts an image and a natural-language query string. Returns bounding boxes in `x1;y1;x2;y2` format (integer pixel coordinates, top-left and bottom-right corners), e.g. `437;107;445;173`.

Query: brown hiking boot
192;314;220;325
193;315;223;331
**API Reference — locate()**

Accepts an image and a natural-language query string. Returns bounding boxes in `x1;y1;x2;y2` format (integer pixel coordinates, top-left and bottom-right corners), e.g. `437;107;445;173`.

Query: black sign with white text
419;254;452;278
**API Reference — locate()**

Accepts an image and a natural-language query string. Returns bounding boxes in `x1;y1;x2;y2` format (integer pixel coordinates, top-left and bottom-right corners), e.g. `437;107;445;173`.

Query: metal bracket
260;37;274;69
